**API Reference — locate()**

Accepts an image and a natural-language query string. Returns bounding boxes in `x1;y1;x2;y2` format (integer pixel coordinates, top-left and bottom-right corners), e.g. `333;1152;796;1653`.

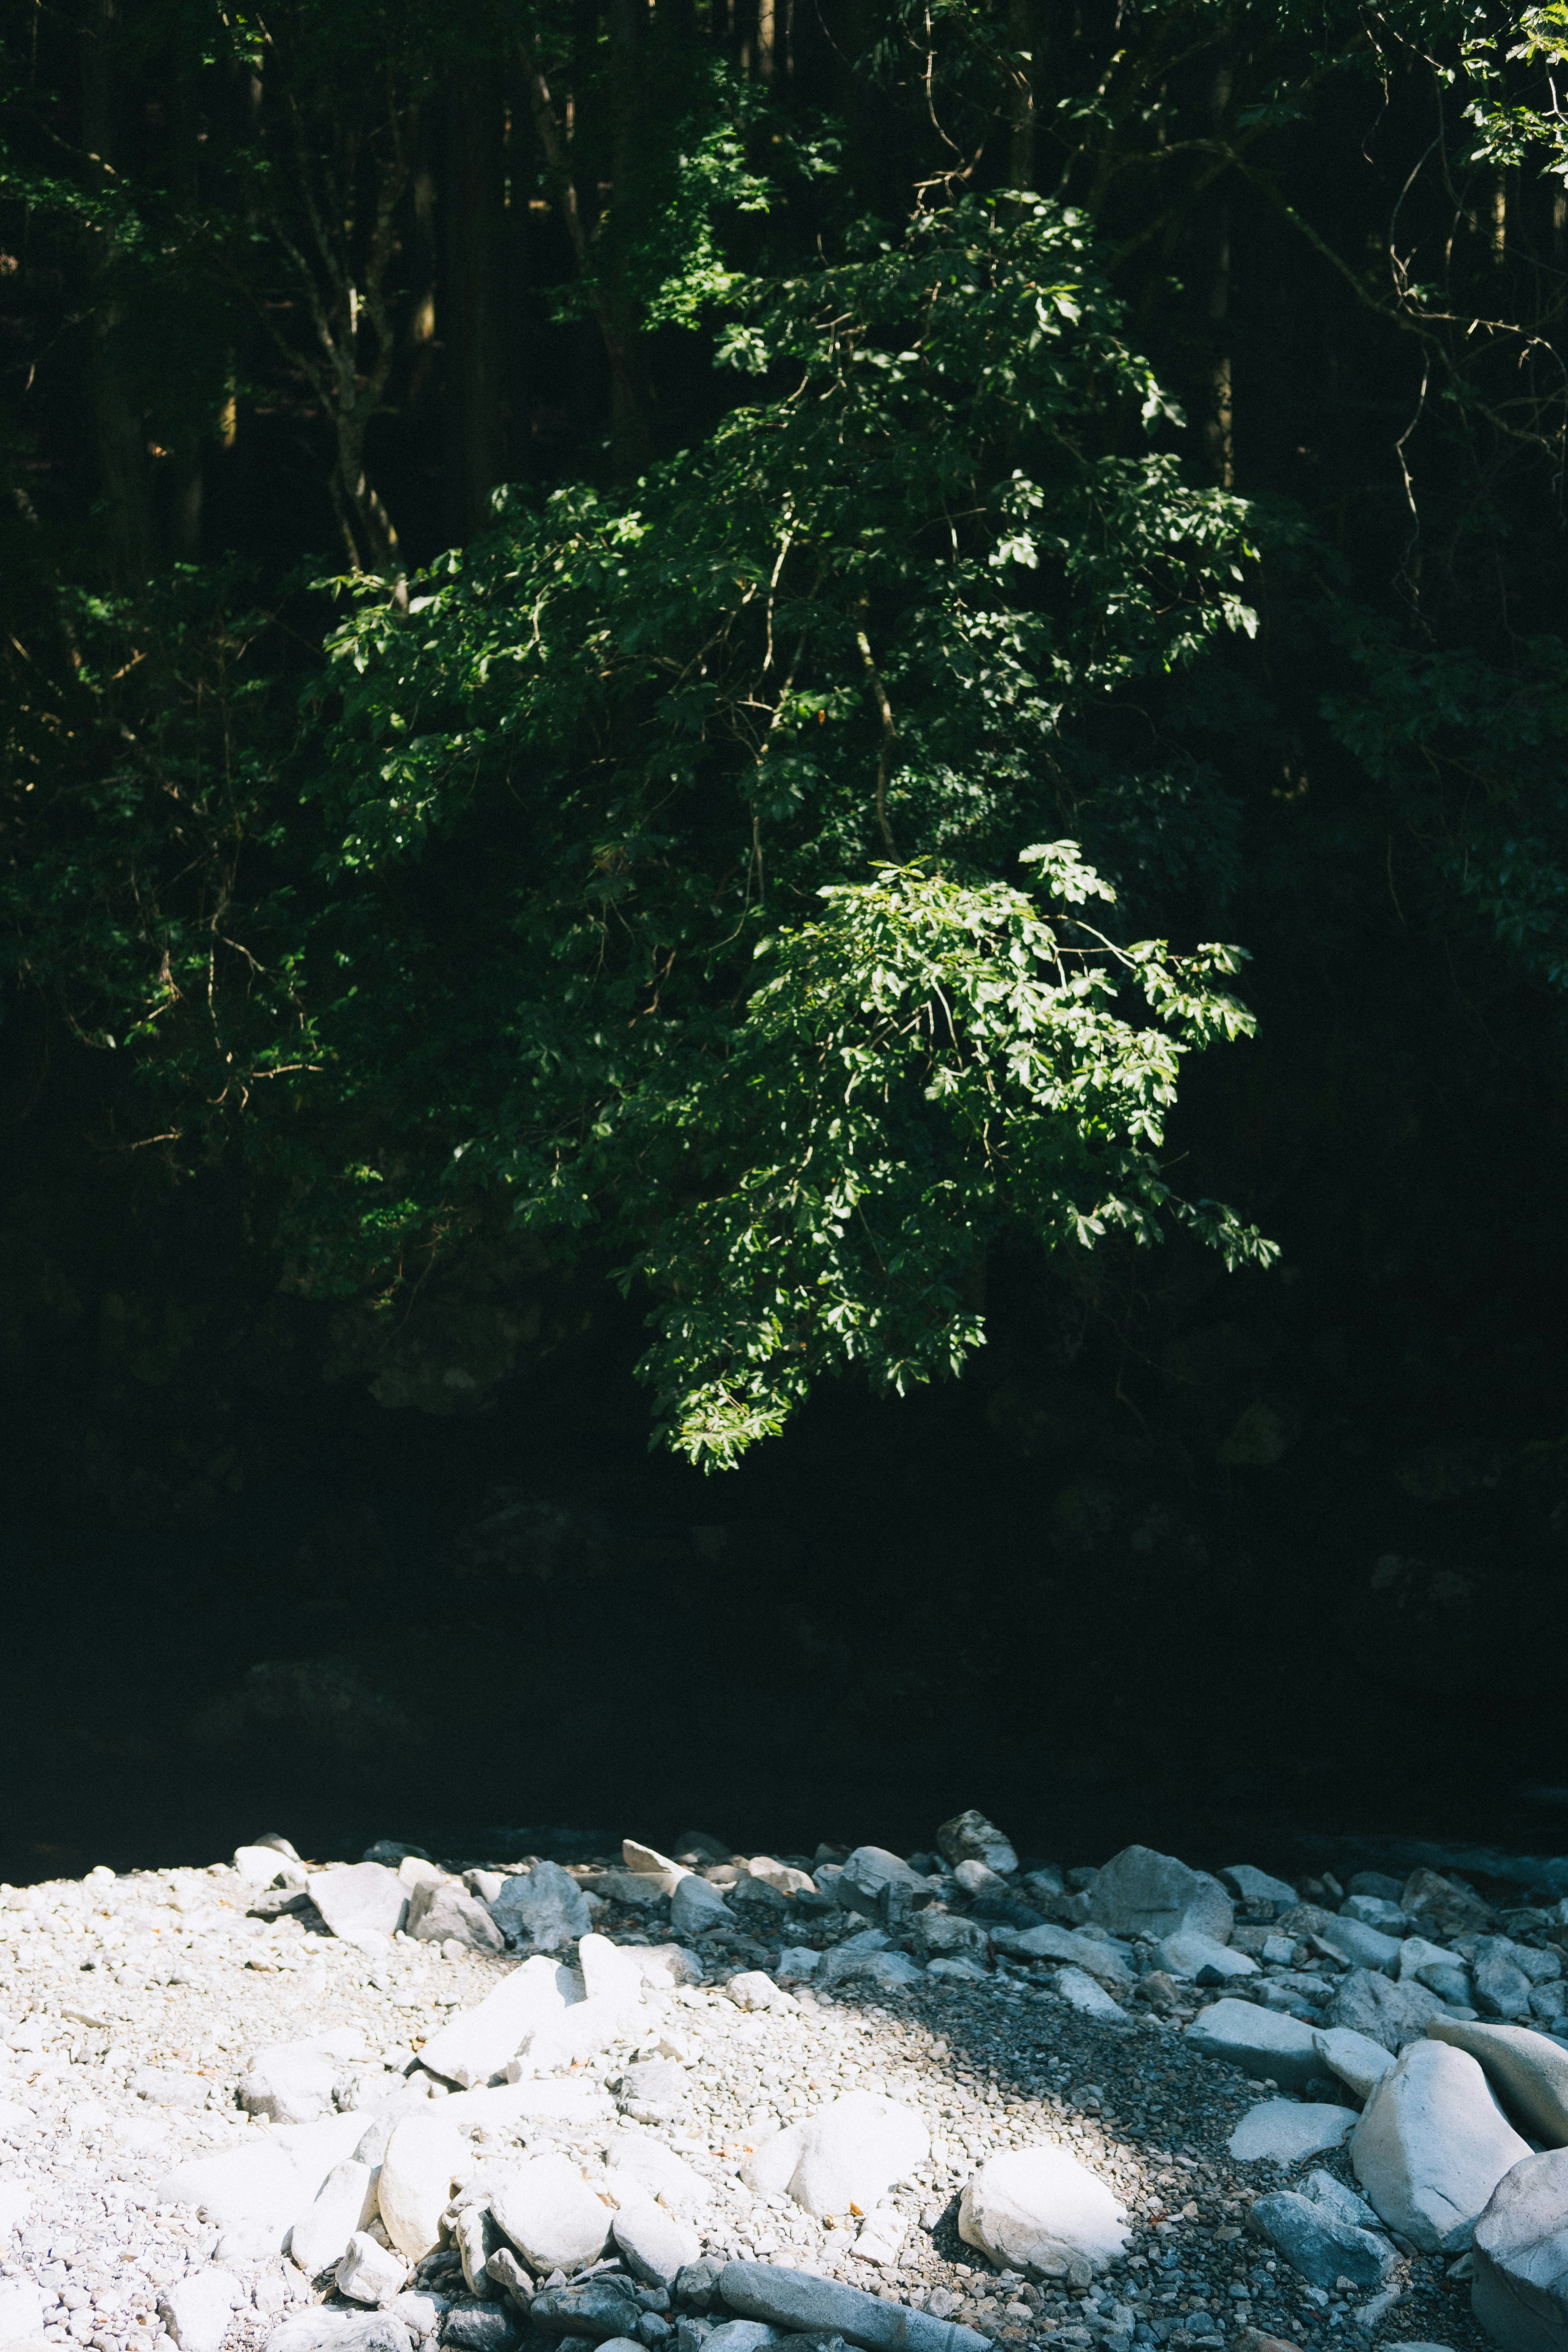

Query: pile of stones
0;1814;1564;2352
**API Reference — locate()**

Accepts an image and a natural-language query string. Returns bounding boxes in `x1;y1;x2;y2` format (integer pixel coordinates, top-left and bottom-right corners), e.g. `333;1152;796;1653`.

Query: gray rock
704;2328;789;2352
912;1911;990;1968
957;2145;1128;2275
718;2260;991;2352
726;1874;787;1920
485;2254;533;2318
1249;2191;1396;2290
817;1947;924;1994
1329;1969;1449;2053
1089;1847;1234;1947
1428;2019;1568;2147
837;1848;931;1920
440;2302;522;2352
1342;1897;1414;1933
1156;1933;1256;1986
407;1883;506;1955
1227;2100;1359;2165
1420;1965;1477;2007
1221;1867;1299;1912
1348;1873;1405;1902
1184;1998;1321;2090
1352;2039;1532;2252
1478;1947;1539;2024
489;1864;591;1954
673;2265;723;2315
952;1860;1007;1900
531;2280;646;2340
1472;2145;1568;2352
1312;1919;1404;1974
670;1877;729;1939
310;1865;410;1942
1312;2027;1399;2103
935;1813;1018;1877
991;1924;1129;1989
1403;1869;1494;1940
1052;1967;1128;2022
1301;2170;1382;2231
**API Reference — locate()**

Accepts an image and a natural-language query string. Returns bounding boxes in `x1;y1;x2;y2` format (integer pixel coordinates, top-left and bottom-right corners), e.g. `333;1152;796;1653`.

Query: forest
1;0;1567;1872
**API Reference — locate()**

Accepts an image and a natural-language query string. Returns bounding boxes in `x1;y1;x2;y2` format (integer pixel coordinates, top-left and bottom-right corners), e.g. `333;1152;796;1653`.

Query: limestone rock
610;2188;702;2286
290;2159;380;2277
406;1882;505;1954
418;1956;581;2090
1403;1870;1494;1940
1184;1999;1321;2091
837;1847;932;1919
913;1911;991;1968
1052;1967;1129;2022
528;2276;644;2337
509;1989;644;2077
1089;1847;1234;1946
1227;2101;1359;2165
935;1813;1018;1878
1311;1919;1403;1975
1352;2039;1532;2252
265;2315;412;2352
241;2042;341;2127
338;2234;408;2307
1157;1933;1257;1986
491;2155;613;2274
0;2283;45;2346
580;1933;646;2006
1312;2027;1398;2104
1248;2192;1395;2290
159;2271;241;2352
741;2091;929;2218
377;2115;469;2261
991;1924;1129;1989
1472;2145;1568;2352
958;2146;1128;2276
1428;2019;1568;2149
310;1865;410;1942
489;1863;591;1953
670;1877;729;1938
718;2260;991;2352
1328;1969;1449;2053
1221;1867;1300;1912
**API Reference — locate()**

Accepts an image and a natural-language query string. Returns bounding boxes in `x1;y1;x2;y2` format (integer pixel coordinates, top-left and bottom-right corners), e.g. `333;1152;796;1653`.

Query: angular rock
624;1840;687;1884
991;1924;1122;1984
157;2111;371;2243
913;1911;991;1968
1312;1919;1404;1974
817;1946;924;1994
0;2283;45;2345
1403;1870;1494;1940
491;2156;612;2274
1472;2145;1568;2352
407;1883;506;1955
935;1813;1018;1878
1157;1934;1257;1985
1184;1999;1321;2091
340;2234;409;2307
611;2189;702;2287
958;2146;1127;2276
1312;2027;1398;2104
1401;1937;1457;1981
1477;1947;1539;2024
741;2091;929;2218
837;1848;931;1920
134;2066;211;2112
1352;2039;1532;2252
1342;1896;1413;1933
670;1877;729;1939
1089;1847;1233;1947
378;2116;469;2261
1222;1868;1299;1912
637;1944;703;1991
1329;1969;1448;2053
953;1861;1007;1900
440;2300;521;2352
1227;2100;1358;2165
1428;2018;1568;2148
510;1990;644;2077
718;2260;991;2352
529;2278;645;2339
1248;2192;1395;2290
159;2271;242;2352
617;2058;687;2116
391;2294;450;2343
242;2043;341;2127
264;2315;413;2352
581;1933;646;2006
1300;2170;1382;2231
603;2134;711;2218
418;1956;581;2090
311;1865;410;1942
290;2159;380;2277
1052;1967;1128;2022
704;2328;788;2352
489;1864;591;1954
724;1971;795;2013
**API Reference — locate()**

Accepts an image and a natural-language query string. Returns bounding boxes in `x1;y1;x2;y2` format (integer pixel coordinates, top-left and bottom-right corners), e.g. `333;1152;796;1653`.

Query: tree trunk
79;0;152;588
443;69;508;538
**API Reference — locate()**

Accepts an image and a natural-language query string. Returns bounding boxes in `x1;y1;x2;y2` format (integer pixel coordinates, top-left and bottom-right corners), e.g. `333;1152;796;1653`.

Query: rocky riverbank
0;1816;1559;2352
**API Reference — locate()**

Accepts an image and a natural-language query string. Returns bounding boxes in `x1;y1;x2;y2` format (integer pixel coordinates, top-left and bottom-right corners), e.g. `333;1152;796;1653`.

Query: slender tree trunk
79;0;152;588
443;69;508;537
1008;0;1036;193
1203;46;1234;489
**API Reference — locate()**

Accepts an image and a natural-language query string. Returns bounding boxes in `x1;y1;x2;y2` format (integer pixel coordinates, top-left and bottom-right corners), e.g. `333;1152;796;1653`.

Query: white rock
1185;1998;1321;2091
610;2187;701;2285
157;2112;369;2243
235;1846;297;1887
1156;1933;1257;1984
310;1865;409;1942
1471;2144;1568;2352
490;2154;612;2273
746;1857;815;1897
1221;1866;1299;1910
637;1944;704;1989
376;2114;468;2260
742;2090;928;2218
670;1877;729;1938
958;2146;1128;2276
405;1882;505;1954
264;2313;411;2352
1052;1967;1127;2022
290;2159;379;2277
602;2132;712;2216
417;1956;581;2089
242;2044;339;2125
624;1840;687;1882
389;2293;449;2342
1427;2017;1568;2147
1399;1938;1455;1980
726;1971;795;2013
819;1947;924;1994
434;2078;612;2134
0;2180;30;2237
159;2270;241;2352
852;2208;907;2266
0;2281;45;2345
927;1956;988;1982
1090;1846;1234;1946
579;1933;646;2005
1314;2027;1399;2103
338;2233;408;2307
1352;2039;1532;2252
509;1989;643;2077
1227;2100;1359;2165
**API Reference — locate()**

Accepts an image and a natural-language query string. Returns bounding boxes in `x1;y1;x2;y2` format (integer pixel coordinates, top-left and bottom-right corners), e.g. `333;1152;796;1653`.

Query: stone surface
265;2315;412;2352
1089;1846;1234;1946
718;2261;991;2352
1248;2191;1396;2290
1157;1932;1257;1984
406;1882;506;1954
418;1954;580;2089
159;2269;241;2352
1352;2038;1533;2252
991;1924;1128;1988
1477;1946;1539;2024
912;1911;991;1968
1227;2100;1359;2165
1052;1967;1129;2022
241;2040;343;2127
310;1864;410;1942
817;1945;924;1994
741;2090;929;2218
1221;1867;1299;1911
439;2298;521;2352
1403;1870;1495;1940
1301;2168;1382;2230
290;2158;379;2277
339;2232;409;2307
704;2326;788;2352
957;2145;1129;2276
488;1862;591;1953
1185;1998;1321;2090
581;1932;647;2006
491;2155;613;2273
0;2282;45;2345
1312;1918;1405;1974
1329;1968;1450;2053
1472;2144;1568;2352
935;1812;1018;1877
529;2278;644;2339
610;2188;702;2285
837;1847;931;1919
670;1877;730;1938
1343;1896;1414;1932
603;2133;711;2218
510;1989;645;2076
377;2114;469;2260
1313;2026;1399;2103
1428;2018;1568;2147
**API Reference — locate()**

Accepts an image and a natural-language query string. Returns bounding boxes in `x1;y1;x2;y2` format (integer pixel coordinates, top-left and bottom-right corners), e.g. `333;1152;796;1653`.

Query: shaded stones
407;1882;506;1955
1472;2145;1568;2352
489;1864;591;1954
1184;1999;1320;2091
529;2278;645;2340
1327;1969;1449;2054
1227;2101;1359;2165
1352;2039;1532;2252
670;1878;730;1939
1312;2027;1398;2104
1428;2019;1568;2148
1089;1848;1234;1947
935;1813;1018;1878
1248;2192;1395;2291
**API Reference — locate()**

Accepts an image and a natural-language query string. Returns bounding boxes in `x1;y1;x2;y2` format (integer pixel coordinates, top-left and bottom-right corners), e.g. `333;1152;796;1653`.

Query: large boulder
1227;2102;1358;2166
1184;1999;1320;2091
718;2261;991;2352
1089;1847;1233;1946
406;1882;505;1954
837;1848;932;1920
1472;2147;1568;2352
957;2147;1128;2278
376;2116;468;2261
489;1863;590;1953
609;2189;702;2287
1352;2039;1532;2252
1429;2018;1568;2148
159;2272;241;2352
290;2159;380;2278
418;1956;581;2090
1247;2192;1395;2291
741;2092;928;2218
491;2156;612;2274
310;1865;409;1942
528;2278;644;2340
1312;2027;1397;2104
670;1875;730;1938
1327;1969;1448;2053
